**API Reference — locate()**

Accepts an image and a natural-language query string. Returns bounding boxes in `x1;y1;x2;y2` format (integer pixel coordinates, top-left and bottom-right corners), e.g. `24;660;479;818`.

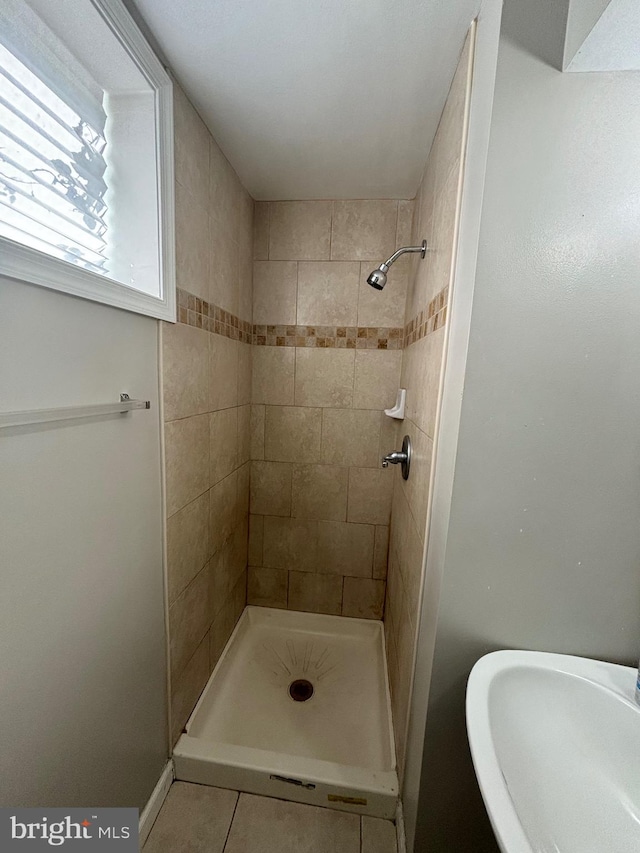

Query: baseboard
139;760;174;847
396;799;407;853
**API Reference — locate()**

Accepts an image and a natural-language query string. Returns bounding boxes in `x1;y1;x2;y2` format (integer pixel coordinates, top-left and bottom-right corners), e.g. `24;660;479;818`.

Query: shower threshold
173;606;398;818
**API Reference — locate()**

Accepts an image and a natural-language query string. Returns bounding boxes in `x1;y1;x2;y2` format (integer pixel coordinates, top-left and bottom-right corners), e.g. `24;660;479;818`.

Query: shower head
366;239;427;290
367;266;388;290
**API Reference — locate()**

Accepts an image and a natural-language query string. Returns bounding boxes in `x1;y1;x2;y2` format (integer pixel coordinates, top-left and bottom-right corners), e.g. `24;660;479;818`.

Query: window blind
0;0;109;275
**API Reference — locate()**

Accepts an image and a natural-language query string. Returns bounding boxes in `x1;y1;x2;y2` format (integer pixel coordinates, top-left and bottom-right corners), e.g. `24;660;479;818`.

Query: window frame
0;0;176;322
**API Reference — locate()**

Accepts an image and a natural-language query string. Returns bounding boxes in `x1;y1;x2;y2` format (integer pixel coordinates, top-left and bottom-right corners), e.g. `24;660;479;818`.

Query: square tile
317;521;375;577
297;262;359;326
168;563;212;682
248;514;264;566
294;349;355;408
247;566;288;608
287;573;344;618
373;525;390;579
175;181;209;300
209;408;238;486
210;471;238;555
237;342;252;407
250;405;265;460
170;637;209;746
291;464;348;521
144;782;237;853
250;461;292;516
167;492;210;604
252;347;295;406
342;578;385;620
173;85;209;212
210;334;238;412
347;468;393;525
165;414;210;517
331;200;398;261
253;261;298;325
357;261;408;328
265;406;322;464
253;201;269;260
262;516;319;572
162;322;210;422
237;404;251;467
320;409;381;468
269;201;332;260
353;350;402;411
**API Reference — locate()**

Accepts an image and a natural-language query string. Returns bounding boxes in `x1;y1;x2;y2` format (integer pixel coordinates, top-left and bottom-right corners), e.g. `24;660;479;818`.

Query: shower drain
289;679;314;702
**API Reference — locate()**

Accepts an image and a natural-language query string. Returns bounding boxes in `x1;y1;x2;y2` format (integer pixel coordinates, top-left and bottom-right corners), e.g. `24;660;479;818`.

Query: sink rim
466;649;637;853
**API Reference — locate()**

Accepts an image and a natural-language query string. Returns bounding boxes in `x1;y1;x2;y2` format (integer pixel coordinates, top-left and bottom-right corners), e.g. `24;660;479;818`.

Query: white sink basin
466;650;640;853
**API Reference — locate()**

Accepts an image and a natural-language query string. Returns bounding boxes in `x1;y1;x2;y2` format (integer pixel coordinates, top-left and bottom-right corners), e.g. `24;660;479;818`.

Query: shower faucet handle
381;451;406;467
381;435;412;480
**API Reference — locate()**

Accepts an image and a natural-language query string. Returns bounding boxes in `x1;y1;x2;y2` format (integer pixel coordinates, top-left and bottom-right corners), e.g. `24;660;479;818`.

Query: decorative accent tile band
177;288;252;343
176;284;447;350
403;284;449;347
252;325;403;350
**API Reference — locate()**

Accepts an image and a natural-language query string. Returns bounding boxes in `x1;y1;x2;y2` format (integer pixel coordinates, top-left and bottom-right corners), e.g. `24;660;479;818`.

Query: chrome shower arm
380;240;427;270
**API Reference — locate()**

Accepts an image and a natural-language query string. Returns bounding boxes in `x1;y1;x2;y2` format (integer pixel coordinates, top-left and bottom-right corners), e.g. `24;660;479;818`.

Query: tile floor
144;782;397;853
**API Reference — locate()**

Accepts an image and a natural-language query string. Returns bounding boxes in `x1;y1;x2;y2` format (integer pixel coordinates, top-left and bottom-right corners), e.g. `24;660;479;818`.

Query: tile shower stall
163;25;473;815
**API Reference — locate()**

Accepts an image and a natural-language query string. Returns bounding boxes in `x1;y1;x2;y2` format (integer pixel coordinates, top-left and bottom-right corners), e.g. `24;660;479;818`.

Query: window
0;0;175;321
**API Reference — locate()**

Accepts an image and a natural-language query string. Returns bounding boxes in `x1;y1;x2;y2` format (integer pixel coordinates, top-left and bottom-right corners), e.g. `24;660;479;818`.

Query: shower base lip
173;606;398;819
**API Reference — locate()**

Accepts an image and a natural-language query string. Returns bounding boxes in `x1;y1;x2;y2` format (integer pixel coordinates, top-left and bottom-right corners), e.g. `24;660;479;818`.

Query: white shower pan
173;606;398;818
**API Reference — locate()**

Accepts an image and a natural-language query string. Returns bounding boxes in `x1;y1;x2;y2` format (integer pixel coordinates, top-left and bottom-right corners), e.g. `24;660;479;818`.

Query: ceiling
130;0;481;200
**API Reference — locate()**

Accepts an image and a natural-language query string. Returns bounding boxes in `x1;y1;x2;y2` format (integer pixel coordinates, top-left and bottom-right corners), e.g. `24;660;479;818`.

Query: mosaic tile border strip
177;288;252;343
252;324;403;350
403;285;449;347
176;284;448;349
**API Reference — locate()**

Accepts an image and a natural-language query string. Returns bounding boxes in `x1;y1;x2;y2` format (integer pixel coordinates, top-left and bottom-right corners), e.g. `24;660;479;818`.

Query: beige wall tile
250;405;265;459
432;29;471;187
403;329;444;439
165;414;210;517
209;597;236;669
210;548;231;618
252;347;295;406
294;349;355;408
209;221;239;315
248;566;288;608
253;202;269;260
253;261;298;325
173;85;209;212
347;468;393;525
210;470;238;555
342;578;386;620
353;350;402;411
248;514;264;566
331;200;398;261
320;409;381;468
262;516;318;572
357;260;408;328
373;525;390;579
379;413;398;464
175;180;209;300
427;166;458;306
169;562;212;682
167;492;210;605
236;461;251;526
170;636;209;746
288;571;343;616
237;404;251;466
237;342;252;407
399;421;433;536
250;461;292;516
227;520;248;590
265;406;322;464
210;334;238;412
297;262;359;326
269;201;332;260
291;464;348;522
162;322;209;421
238;190;254;324
209;407;238;486
396;200;415;249
209;138;241;243
317;521;374;577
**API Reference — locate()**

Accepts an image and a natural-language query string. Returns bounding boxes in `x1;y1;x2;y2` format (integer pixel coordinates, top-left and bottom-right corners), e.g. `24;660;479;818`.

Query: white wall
0;277;167;807
414;0;640;848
